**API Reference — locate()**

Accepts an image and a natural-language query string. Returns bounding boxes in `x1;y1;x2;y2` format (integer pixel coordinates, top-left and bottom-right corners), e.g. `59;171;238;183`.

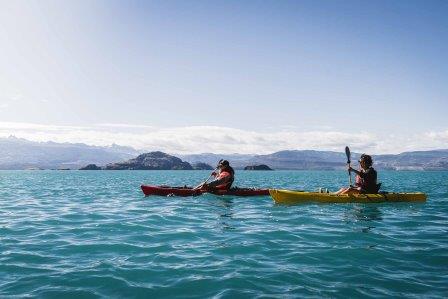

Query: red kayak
141;185;269;197
141;185;202;197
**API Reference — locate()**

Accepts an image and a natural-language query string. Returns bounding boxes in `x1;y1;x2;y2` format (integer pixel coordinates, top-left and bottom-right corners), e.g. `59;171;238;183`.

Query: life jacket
355;167;379;193
355;173;362;187
214;166;235;190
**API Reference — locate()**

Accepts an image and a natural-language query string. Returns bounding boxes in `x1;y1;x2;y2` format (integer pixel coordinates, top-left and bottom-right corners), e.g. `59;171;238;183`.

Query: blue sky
0;0;447;153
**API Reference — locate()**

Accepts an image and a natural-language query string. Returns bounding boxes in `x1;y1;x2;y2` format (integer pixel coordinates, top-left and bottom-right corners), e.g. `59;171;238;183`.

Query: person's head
217;159;229;169
359;154;373;169
217;159;233;174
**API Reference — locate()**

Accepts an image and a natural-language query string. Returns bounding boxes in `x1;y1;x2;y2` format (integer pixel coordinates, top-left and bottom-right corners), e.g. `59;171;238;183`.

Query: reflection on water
345;206;383;222
342;206;384;250
344;205;383;234
212;197;235;231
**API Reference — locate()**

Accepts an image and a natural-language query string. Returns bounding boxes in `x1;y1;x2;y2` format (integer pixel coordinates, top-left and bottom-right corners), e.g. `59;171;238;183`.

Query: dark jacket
357;167;378;193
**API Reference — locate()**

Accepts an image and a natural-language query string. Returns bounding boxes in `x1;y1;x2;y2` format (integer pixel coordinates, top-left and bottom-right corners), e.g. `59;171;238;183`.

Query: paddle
194;167;218;190
345;146;352;187
202;172;215;185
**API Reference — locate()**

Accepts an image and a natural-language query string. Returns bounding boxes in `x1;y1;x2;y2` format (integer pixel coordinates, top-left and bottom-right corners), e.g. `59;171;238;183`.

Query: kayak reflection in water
335;154;380;195
195;160;235;192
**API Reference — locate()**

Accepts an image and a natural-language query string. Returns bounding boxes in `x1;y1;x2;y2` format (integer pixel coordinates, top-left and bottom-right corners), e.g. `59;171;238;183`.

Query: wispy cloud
426;130;448;141
0;122;446;154
95;123;156;129
0;122;85;131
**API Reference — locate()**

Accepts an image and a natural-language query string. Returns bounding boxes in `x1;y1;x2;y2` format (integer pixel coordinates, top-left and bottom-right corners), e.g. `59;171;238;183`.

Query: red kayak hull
141;185;270;197
210;188;270;196
141;185;202;197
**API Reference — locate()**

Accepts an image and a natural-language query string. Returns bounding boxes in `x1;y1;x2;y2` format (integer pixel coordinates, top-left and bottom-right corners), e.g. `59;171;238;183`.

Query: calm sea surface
0;170;447;298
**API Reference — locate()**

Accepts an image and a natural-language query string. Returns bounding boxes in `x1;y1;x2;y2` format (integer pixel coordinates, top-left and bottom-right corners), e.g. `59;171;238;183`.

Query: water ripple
0;170;447;298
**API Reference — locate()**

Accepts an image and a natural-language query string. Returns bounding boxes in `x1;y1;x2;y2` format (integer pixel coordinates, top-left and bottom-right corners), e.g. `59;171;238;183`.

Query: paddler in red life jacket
335;154;380;195
201;160;235;191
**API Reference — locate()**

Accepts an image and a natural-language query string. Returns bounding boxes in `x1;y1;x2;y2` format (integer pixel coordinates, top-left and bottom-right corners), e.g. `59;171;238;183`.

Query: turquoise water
0;170;447;298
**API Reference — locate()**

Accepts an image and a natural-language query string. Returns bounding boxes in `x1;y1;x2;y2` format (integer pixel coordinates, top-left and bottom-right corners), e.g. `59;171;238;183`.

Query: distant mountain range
0;136;138;169
180;150;448;170
1;136;447;170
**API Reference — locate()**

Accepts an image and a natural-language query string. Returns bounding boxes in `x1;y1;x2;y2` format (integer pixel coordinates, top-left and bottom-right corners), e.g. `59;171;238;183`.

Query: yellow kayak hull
269;189;427;204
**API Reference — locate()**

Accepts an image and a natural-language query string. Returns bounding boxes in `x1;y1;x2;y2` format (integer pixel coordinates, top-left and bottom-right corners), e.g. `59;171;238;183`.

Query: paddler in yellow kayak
335;154;380;195
195;159;235;192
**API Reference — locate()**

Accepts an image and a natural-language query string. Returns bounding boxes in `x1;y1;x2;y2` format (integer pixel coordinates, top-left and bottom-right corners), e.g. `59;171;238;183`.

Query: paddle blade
345;146;351;164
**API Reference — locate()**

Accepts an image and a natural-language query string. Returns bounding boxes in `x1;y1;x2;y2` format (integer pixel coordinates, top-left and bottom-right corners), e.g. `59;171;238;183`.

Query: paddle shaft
204;172;214;184
345;146;352;187
348;162;352;186
199;168;219;188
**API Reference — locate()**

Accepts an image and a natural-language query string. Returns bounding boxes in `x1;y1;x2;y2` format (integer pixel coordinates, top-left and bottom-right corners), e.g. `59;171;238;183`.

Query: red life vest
214;170;234;190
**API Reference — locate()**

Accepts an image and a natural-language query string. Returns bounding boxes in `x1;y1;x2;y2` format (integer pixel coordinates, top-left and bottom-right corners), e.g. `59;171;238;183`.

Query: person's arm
194;170;219;190
348;166;361;176
207;177;228;188
206;172;230;188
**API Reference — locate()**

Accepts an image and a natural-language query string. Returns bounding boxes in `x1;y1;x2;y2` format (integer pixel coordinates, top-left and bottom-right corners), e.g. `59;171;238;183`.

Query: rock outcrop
104;151;193;170
79;164;102;170
244;164;273;170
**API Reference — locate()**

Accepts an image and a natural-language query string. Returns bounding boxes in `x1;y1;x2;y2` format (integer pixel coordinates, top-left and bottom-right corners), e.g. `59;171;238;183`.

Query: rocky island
244;164;273;170
79;164;102;170
104;151;193;170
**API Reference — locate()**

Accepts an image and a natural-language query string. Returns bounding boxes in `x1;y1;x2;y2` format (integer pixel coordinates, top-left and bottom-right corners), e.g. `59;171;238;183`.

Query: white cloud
9;93;23;101
0;121;446;154
95;123;156;129
426;130;448;141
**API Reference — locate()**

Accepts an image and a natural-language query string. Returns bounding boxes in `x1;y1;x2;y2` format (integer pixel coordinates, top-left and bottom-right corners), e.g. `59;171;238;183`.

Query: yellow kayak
269;189;427;204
